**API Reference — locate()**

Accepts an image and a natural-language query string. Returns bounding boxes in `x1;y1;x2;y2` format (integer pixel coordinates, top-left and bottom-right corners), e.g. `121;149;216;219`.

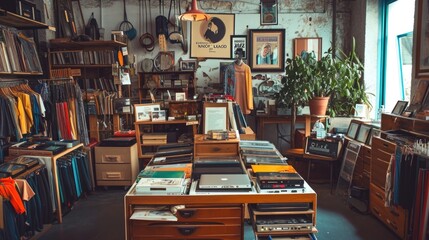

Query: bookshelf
48;39;127;142
0;9;49;76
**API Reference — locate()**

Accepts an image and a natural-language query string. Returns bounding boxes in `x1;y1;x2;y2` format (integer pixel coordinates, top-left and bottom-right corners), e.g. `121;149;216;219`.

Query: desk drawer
176;206;242;223
130;222;241;239
95;146;134;164
371;158;389;188
372;137;396;155
362;146;372;172
370;184;406;238
96;164;131;181
195;143;238;156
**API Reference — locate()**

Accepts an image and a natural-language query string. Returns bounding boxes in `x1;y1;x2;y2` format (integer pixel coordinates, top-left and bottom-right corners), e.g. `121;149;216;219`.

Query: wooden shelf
51;64;113;68
0;9;50;29
49;39;127;49
0;71;43;76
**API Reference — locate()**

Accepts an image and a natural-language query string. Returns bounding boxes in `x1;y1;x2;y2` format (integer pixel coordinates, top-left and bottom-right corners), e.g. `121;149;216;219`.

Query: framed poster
230;35;247;59
260;0;278;25
248;29;285;72
203;102;229;134
415;0;429;77
346;121;360;140
190;14;235;59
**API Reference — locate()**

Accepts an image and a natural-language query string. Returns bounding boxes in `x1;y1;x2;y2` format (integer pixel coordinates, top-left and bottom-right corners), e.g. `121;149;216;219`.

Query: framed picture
366;128;381;146
203;102;229;134
248;29;285;72
151;110;166;122
415;0;429;77
346;121;360;139
391;100;408;115
179;60;197;71
260;0;278;25
190;14;235;59
294;38;322;60
134;103;161;122
231;35;247;59
356;124;371;144
175;92;186;101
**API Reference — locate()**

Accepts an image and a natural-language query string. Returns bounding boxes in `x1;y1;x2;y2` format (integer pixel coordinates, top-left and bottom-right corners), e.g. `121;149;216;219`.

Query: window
381;0;415;112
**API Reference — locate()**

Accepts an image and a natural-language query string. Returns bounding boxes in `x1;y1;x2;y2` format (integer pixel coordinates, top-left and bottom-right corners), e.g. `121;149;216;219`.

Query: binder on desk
251;164;297;174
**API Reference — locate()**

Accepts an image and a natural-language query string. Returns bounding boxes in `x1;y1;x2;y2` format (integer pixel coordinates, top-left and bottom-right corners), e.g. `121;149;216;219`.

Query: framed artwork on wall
230;35;247;59
294;38;322;60
190;14;235;59
260;0;278;25
415;0;429;77
248;29;285;72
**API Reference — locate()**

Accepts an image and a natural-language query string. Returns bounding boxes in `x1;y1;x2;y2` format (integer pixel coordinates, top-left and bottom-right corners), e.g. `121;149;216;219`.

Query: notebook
198;174;252;190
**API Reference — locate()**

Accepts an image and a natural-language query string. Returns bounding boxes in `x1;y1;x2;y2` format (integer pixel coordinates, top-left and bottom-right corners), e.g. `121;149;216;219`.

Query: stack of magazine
239;140;287;167
135;170;188;195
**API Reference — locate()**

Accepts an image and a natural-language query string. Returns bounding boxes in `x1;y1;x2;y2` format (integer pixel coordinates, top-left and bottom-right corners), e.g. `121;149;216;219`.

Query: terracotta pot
309;96;330;115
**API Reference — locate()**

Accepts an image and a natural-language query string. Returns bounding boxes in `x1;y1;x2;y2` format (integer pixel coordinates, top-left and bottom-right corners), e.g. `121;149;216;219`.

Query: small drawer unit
95;143;138;186
129;205;243;239
193;134;239;157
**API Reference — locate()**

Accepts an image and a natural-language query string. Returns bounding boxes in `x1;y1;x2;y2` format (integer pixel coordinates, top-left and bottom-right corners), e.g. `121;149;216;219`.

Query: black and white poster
231;35;247;59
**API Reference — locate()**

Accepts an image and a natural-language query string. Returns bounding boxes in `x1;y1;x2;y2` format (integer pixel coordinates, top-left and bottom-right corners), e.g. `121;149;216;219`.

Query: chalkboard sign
305;137;343;158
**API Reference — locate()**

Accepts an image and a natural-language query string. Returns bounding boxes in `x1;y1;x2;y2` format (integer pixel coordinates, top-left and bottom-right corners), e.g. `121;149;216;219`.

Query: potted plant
275;38;372;147
275;53;313;148
328;39;372;117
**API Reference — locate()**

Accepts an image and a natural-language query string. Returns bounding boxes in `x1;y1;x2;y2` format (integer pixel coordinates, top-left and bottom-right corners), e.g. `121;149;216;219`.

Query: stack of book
142;133;167;145
251;165;305;193
135;170;187;195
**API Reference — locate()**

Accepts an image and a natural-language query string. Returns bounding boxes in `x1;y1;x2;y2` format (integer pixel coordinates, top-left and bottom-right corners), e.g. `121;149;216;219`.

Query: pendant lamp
179;0;210;21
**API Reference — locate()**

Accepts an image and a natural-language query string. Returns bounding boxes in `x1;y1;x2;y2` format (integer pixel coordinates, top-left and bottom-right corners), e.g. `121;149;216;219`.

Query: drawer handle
372;207;381;217
213;147;221;152
386;219;398;230
375;192;383;200
383;143;389;148
106;172;122;178
179;210;196;218
178;227;196;236
389;209;399;217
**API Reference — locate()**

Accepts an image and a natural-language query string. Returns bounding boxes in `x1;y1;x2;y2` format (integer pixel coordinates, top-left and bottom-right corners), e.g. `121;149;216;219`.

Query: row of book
77;77;117;93
228;101;248;134
50;50;115;65
0;28;42;73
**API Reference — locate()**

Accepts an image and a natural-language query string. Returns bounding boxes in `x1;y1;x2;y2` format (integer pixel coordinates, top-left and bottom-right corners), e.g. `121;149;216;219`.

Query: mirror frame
294;38;322;60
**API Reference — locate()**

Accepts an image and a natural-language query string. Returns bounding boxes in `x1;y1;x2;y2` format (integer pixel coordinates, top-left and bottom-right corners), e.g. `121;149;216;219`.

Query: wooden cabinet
129;204;243;239
194;134;239;157
138;71;196;103
124;182;317;240
95;144;139;186
135;120;198;159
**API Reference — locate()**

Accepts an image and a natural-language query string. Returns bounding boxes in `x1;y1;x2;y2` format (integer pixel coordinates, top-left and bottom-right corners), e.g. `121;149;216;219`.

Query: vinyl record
141;58;153;72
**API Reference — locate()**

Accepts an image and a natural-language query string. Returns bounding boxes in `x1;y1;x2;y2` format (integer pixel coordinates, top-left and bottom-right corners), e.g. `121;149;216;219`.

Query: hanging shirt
224;62;254;114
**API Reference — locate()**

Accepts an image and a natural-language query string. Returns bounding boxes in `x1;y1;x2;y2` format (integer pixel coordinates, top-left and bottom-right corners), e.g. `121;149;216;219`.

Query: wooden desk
124;182;317;240
256;114;327;147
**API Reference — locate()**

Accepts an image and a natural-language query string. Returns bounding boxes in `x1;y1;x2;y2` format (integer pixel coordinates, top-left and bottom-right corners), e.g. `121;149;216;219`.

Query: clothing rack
0;79;28;87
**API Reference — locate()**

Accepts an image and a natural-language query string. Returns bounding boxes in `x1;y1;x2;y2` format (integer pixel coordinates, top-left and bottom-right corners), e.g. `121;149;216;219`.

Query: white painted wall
76;0;337;94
